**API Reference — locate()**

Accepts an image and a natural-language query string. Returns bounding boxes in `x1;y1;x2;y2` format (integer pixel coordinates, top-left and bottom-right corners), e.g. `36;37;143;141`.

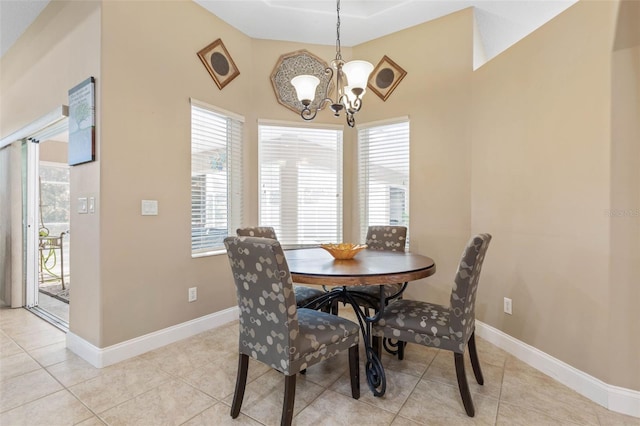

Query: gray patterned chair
236;227;326;309
224;236;360;425
372;233;492;417
366;225;407;252
349;226;408;309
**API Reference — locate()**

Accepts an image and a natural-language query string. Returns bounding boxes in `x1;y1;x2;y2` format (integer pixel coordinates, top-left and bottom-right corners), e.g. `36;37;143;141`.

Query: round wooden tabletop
286;247;436;286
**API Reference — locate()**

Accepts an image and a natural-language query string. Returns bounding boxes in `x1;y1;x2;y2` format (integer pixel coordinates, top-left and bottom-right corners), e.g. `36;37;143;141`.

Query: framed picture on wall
197;39;240;90
68;76;96;166
367;55;407;102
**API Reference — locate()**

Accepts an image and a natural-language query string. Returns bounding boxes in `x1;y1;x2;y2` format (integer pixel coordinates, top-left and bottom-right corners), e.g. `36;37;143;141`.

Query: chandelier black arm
300;105;318;121
300;96;334;121
324;66;334;81
342;92;363;112
352;96;363;113
300;66;337;121
346;112;355;127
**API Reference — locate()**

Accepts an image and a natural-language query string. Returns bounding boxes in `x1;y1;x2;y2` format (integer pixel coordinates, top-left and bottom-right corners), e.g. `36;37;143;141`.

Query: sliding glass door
24;119;70;329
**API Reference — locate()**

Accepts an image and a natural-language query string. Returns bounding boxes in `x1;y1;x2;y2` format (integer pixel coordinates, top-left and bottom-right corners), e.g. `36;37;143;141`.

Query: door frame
25;140;39;308
26;117;70;332
0;106;68;312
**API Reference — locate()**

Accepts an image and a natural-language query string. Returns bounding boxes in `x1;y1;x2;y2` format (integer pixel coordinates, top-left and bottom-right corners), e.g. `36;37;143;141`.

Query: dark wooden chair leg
468;332;484;385
454;352;475;417
349;345;360;399
330;299;339;315
397;341;406;360
282;374;297;426
231;353;249;418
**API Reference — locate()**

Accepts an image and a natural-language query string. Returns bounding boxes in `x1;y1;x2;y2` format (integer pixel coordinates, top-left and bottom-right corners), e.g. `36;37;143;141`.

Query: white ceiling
194;0;577;68
0;0;50;58
1;0;576;68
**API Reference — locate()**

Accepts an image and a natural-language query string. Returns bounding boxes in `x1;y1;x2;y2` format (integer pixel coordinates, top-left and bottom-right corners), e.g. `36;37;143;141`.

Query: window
39;162;70;236
258;122;343;247
190;99;243;254
358;119;410;242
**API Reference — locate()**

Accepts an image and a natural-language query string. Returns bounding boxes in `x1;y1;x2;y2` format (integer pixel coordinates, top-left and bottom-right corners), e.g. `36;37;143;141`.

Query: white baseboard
475;320;640;419
66;306;239;368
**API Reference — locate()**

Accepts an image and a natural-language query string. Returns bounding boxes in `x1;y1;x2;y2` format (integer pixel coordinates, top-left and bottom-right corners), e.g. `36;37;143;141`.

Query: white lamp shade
342;60;373;89
291;75;320;102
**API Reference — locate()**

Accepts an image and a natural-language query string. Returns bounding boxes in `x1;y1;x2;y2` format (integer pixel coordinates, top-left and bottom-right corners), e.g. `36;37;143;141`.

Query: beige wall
98;0;253;345
40;140;68;164
472;0;639;389
472;0;612;379
609;0;640;390
610;18;640;389
1;0;638;391
0;0;102;345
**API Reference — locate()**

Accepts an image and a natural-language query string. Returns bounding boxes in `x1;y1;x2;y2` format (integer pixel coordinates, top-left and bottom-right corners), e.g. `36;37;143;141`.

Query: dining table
285;247;436;397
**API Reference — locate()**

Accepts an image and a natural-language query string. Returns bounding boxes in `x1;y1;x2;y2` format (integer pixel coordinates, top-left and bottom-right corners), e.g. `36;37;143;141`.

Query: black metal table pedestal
302;285;393;397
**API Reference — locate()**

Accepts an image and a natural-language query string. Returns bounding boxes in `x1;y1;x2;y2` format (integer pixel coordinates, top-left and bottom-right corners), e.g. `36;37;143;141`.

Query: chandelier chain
335;0;342;60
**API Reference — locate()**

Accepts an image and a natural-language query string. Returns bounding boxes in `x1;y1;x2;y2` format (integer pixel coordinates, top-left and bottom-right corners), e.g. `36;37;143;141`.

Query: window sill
192;249;226;258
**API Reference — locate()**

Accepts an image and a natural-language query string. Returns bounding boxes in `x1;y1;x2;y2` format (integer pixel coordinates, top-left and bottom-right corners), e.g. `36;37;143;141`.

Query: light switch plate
88;197;95;213
78;197;88;214
141;200;158;216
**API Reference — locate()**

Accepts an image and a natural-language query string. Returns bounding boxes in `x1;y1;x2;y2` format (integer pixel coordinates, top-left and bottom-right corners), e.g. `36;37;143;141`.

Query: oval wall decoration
211;52;230;76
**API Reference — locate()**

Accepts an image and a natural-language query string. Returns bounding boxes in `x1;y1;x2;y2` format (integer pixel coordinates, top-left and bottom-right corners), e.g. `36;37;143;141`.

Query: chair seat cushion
373;299;467;353
294;285;325;307
292;308;360;371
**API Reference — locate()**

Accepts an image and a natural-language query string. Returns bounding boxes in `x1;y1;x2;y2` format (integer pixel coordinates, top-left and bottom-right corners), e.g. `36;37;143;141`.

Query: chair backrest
236;226;277;239
365;226;407;252
449;233;492;343
224;236;299;374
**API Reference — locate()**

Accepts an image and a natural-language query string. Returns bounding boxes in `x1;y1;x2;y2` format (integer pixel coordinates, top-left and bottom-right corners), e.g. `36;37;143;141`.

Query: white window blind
191;100;243;254
259;123;343;247
358;119;410;242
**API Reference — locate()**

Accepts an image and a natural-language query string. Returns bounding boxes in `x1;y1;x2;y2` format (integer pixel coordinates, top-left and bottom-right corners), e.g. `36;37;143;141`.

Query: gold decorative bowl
320;243;368;260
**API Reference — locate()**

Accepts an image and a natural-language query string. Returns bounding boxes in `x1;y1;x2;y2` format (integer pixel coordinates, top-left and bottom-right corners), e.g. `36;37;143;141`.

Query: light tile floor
1;306;639;426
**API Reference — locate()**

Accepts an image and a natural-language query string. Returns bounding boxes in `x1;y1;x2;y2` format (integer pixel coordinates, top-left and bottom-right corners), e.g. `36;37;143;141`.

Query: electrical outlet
188;287;197;302
503;297;512;315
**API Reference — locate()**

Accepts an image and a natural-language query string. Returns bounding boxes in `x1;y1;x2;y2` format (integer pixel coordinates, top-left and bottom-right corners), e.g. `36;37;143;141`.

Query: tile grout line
492;354;508;426
498;355;602;425
291;361;348;423
1;330;102;424
367;346;442;425
30;337;109;425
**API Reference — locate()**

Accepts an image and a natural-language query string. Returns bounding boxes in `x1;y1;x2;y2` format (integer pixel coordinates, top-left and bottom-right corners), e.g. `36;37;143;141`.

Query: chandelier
290;0;373;127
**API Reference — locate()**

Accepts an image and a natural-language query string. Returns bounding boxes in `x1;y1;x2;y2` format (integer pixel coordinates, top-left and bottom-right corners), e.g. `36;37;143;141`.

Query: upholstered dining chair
372;233;492;417
349;226;408;310
224;236;360;425
236;226;325;309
